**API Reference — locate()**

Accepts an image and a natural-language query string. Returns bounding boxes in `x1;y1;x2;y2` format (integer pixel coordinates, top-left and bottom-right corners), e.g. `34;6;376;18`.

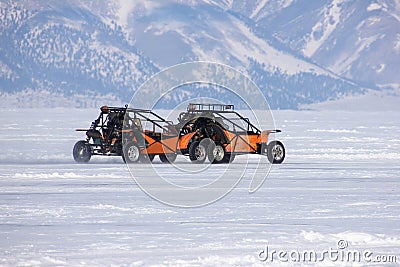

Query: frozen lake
0;108;399;266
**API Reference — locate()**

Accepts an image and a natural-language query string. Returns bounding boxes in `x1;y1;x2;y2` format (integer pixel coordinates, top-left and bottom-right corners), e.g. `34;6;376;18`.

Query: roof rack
187;103;234;112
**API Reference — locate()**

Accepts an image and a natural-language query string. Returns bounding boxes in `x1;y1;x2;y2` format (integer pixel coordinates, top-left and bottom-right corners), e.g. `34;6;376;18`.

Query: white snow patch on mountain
330;34;380;74
220;18;329;75
250;0;269;19
374;63;385;73
395;34;400;50
117;0;136;26
117;0;162;26
303;0;343;58
368;1;400;22
367;3;382;12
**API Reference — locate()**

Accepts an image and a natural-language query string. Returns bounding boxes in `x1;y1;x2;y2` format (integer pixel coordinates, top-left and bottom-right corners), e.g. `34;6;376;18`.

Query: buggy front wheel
73;140;91;163
267;141;285;164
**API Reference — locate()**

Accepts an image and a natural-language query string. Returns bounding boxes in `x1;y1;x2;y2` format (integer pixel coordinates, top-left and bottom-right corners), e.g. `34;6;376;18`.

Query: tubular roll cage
184;103;262;134
105;106;174;133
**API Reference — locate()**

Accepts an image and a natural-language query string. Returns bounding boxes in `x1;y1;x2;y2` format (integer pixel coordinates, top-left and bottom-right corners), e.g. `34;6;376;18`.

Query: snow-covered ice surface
1;108;399;266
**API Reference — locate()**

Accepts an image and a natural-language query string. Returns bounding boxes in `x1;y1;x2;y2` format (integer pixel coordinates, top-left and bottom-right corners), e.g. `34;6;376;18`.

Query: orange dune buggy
176;103;285;164
73;106;182;163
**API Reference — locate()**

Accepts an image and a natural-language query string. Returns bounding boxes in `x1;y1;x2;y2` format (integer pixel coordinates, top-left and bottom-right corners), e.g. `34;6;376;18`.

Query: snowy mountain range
0;0;398;109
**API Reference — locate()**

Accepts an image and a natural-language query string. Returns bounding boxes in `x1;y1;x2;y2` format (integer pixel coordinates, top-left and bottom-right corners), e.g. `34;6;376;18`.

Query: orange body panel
177;132;197;150
259;130;270;143
223;130;269;153
143;134;179;154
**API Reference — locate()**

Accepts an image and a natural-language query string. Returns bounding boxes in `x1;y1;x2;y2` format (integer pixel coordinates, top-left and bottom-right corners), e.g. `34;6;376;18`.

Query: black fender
205;123;229;144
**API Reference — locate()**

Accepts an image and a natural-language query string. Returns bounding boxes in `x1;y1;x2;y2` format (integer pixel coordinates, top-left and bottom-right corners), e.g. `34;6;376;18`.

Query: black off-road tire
148;154;155;162
267;141;285;164
208;143;226;164
73;140;92;163
159;153;177;163
222;153;235;163
140;154;155;163
123;142;141;163
189;140;208;163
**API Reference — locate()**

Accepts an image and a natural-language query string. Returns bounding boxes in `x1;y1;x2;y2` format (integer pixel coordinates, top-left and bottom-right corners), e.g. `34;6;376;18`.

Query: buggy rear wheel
73;140;91;163
222;153;235;163
267;141;285;164
208;143;226;164
148;154;155;162
159;153;177;163
140;154;155;163
124;142;141;163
